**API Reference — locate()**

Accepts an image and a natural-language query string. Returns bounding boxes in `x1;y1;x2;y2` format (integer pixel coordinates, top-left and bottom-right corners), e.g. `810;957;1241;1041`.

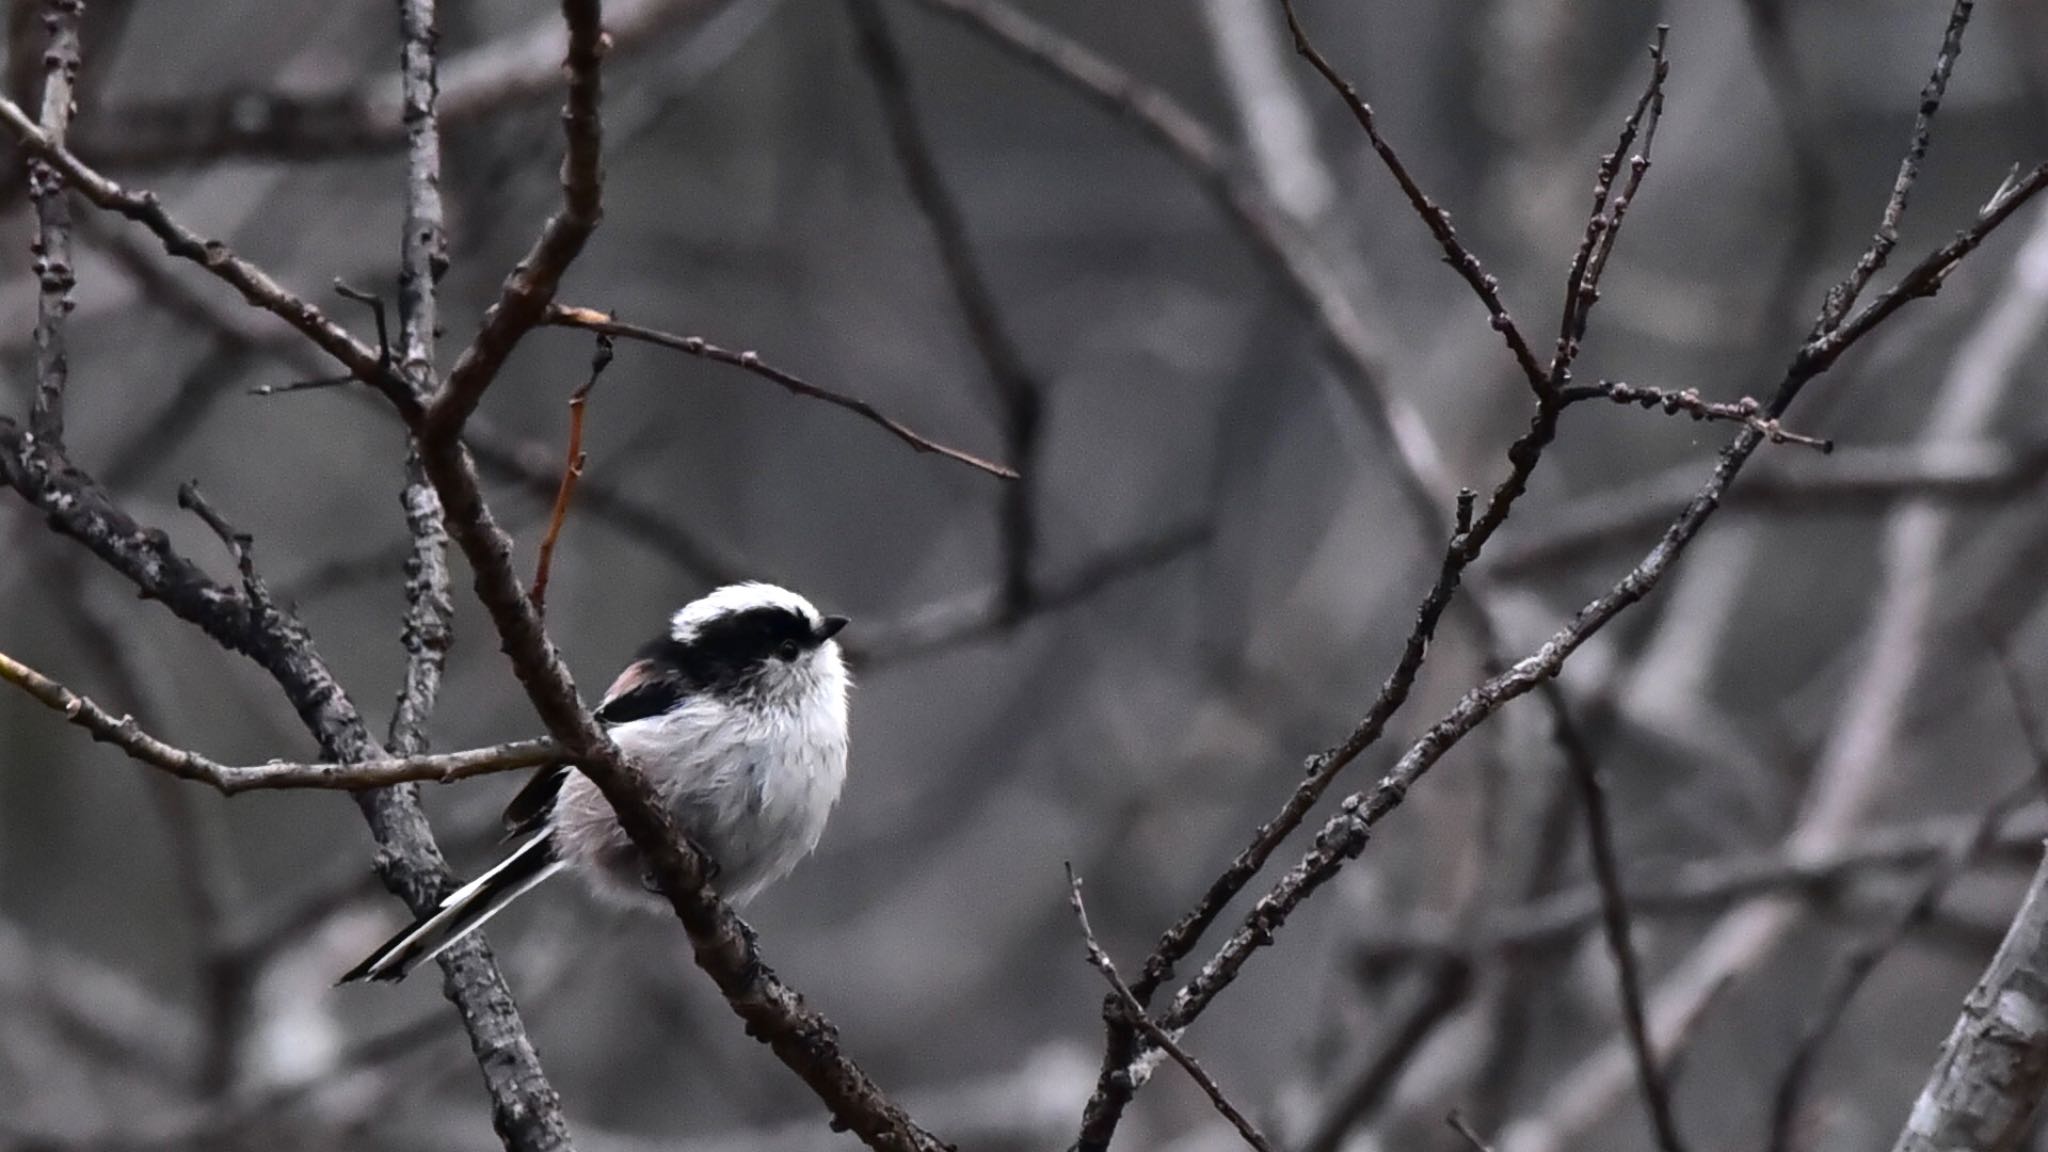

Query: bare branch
1560;379;1834;452
1276;0;1549;395
1889;849;2048;1152
71;0;714;166
0;95;408;411
846;0;1041;610
425;0;605;435
1144;163;2048;1082
1065;867;1275;1152
377;8;945;1145
1817;0;1976;331
0;432;574;1152
530;332;614;618
1351;805;2047;964
28;0;83;441
544;304;1019;479
1551;702;1687;1152
0;651;561;792
1554;27;1670;376
1770;776;2037;1152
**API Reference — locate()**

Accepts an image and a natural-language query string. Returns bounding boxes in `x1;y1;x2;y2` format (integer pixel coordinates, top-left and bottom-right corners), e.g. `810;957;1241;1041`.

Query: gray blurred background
3;1;2047;1149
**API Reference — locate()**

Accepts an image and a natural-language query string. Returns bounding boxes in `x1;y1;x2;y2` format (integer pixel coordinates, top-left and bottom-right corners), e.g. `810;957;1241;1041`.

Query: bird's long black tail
338;832;563;984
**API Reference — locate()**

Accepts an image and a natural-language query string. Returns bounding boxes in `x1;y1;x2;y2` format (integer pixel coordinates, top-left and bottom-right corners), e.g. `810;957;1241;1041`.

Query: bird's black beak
815;615;850;642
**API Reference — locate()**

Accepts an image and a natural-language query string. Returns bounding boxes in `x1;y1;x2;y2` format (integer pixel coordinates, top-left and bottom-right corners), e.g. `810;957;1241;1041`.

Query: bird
339;582;851;983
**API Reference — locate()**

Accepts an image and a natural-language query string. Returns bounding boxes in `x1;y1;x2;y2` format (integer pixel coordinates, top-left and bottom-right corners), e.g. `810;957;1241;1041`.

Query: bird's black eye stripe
639;606;819;699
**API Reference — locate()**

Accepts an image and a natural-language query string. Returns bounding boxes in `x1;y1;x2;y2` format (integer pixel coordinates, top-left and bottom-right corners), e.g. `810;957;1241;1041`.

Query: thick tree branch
28;0;82;441
380;5;944;1147
0;426;573;1152
425;0;605;436
1890;849;2048;1152
1773;777;2037;1152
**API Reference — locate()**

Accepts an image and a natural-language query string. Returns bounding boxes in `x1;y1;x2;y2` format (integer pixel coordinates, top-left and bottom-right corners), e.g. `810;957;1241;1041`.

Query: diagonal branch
0;429;573;1152
845;0;1042;611
1888;849;2048;1152
28;0;83;441
383;5;945;1147
544;304;1018;479
1143;161;2048;1085
425;0;605;435
1066;867;1274;1152
1772;775;2037;1152
1276;0;1549;395
1817;0;1975;331
0;95;409;412
1551;700;1687;1152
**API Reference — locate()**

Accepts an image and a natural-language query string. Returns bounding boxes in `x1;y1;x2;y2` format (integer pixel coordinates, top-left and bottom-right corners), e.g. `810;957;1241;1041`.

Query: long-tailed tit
340;582;850;983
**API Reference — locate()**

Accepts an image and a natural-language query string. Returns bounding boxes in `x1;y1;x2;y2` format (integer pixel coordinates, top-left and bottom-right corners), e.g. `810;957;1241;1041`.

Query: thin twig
249;374;355;396
530;332;614;619
1448;1111;1498;1152
544;304;1018;479
1552;701;1687;1152
845;0;1041;612
1562;380;1834;452
1986;634;2048;803
1350;805;2047;964
1554;28;1670;381
424;0;605;435
1297;959;1472;1152
0;94;409;412
176;480;272;612
1818;0;1975;332
0;651;561;791
1145;162;2048;1081
1276;0;1548;395
1065;866;1275;1152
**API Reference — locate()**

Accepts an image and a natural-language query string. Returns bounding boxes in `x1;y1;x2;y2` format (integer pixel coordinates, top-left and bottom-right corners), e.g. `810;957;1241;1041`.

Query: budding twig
530;332;615;619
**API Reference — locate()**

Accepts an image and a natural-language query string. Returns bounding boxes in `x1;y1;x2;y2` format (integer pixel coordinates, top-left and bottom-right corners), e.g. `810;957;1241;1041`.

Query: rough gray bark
1891;851;2048;1152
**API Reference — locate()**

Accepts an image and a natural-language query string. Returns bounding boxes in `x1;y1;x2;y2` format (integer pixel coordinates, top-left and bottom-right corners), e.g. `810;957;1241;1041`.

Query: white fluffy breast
551;640;850;908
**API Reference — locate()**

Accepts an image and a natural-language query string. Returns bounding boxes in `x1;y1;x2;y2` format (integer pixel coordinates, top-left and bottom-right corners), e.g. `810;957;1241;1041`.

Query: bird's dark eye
777;639;801;661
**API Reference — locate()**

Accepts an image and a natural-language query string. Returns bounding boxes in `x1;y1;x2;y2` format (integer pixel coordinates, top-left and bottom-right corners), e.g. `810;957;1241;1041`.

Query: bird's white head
668;582;850;708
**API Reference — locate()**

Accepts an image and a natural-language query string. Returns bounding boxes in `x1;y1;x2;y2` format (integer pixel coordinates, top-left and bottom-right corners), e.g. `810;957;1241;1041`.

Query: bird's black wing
500;656;689;837
501;764;572;838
